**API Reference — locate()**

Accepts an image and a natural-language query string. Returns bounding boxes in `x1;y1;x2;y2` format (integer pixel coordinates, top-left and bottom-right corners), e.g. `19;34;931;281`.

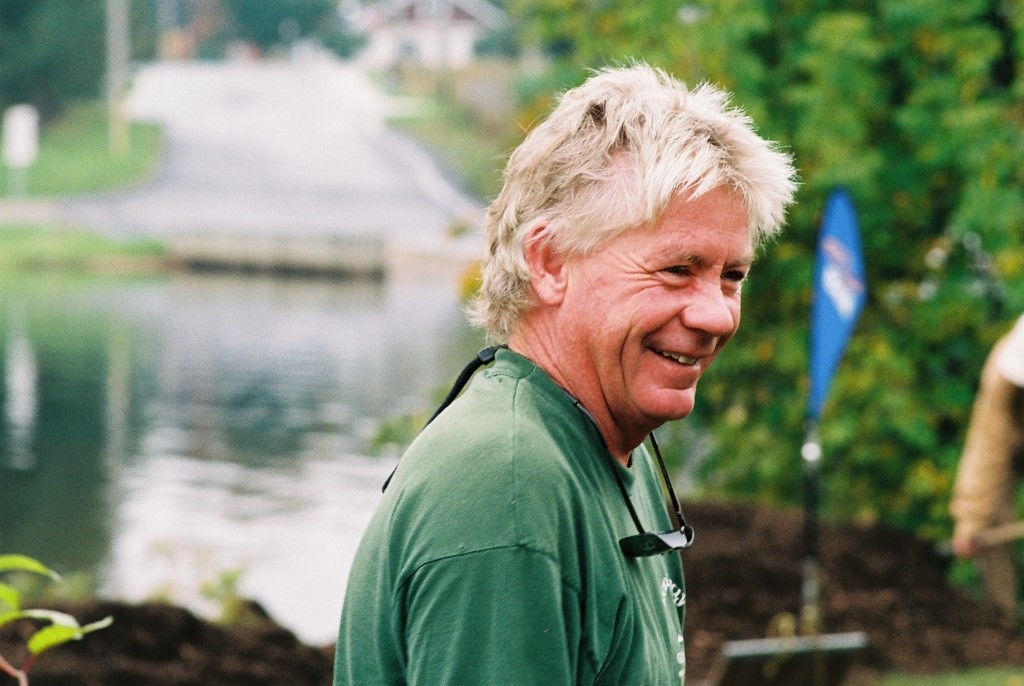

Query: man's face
558;185;752;443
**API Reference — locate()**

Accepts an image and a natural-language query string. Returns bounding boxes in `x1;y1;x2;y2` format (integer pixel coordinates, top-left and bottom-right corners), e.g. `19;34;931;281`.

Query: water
0;271;483;645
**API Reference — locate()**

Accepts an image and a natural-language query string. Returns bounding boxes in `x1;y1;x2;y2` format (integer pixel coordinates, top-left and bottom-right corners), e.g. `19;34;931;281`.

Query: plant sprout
0;555;112;686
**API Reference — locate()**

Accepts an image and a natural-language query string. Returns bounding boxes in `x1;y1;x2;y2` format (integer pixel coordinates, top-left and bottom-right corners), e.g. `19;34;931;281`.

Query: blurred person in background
334;62;796;685
951;314;1024;620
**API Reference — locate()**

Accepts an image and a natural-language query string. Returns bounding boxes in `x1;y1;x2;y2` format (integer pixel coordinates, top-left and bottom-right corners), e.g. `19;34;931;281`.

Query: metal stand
712;631;868;686
711;424;869;685
800;421;823;638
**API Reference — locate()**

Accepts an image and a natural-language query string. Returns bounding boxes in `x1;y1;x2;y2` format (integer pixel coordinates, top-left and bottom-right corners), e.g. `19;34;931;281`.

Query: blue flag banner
808;189;866;421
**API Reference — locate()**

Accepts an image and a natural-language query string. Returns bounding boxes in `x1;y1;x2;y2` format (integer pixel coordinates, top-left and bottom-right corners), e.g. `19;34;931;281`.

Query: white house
360;0;508;69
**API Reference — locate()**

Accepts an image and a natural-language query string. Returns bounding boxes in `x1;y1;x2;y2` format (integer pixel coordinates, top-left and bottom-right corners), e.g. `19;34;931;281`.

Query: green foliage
476;25;523;59
369;412;429;456
13;610;113;656
213;0;365;57
220;0;332;47
0;97;166;276
142;541;266;628
509;0;698;67
879;667;1024;686
0;555;111;682
0;226;165;274
316;22;368;60
0;101;162;198
0;556;58;584
0;0;157;119
0;556;59;617
199;566;251;626
508;1;1024;538
387;64;522;201
0;0;103;118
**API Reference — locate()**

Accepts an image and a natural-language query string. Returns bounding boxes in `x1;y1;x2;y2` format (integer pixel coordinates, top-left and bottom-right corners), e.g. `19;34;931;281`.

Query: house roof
369;0;508;30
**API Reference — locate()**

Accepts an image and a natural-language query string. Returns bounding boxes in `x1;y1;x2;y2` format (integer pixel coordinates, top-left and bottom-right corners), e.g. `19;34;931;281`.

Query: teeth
659;350;697;365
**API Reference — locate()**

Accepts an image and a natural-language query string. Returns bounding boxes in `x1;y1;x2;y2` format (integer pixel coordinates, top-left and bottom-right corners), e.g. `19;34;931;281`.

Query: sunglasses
614;433;695;558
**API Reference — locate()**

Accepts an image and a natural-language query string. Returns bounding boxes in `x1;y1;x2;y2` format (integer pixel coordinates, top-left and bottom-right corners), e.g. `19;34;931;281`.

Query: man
951;314;1024;618
335;63;796;685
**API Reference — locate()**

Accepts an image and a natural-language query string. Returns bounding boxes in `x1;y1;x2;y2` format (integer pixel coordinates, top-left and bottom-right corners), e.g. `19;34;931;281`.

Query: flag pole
800;419;822;635
803;188;866;640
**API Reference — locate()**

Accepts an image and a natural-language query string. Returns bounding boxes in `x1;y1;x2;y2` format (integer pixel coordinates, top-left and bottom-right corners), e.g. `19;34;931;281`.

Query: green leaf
26;615;112;656
0;554;61;581
27;624;85;655
0;582;20;612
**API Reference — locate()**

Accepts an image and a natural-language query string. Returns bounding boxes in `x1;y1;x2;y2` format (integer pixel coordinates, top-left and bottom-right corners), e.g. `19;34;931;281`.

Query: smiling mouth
657;349;698;366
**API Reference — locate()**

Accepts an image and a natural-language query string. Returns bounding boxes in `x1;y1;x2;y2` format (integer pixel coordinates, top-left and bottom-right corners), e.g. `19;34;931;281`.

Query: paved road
55;53;483;258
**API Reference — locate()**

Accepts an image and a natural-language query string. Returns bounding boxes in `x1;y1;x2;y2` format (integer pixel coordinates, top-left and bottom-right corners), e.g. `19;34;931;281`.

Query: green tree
0;1;104;118
215;0;365;57
0;0;157;120
508;0;1024;538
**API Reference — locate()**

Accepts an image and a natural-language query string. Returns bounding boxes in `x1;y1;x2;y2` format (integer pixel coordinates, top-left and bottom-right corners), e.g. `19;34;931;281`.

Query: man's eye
724;269;748;283
664;265;691;277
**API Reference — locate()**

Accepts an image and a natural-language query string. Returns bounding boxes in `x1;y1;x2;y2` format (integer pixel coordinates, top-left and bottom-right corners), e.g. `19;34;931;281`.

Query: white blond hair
467;62;798;341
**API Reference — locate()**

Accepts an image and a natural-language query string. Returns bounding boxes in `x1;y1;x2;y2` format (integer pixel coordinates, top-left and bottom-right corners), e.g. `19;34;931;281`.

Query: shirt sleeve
398;545;581;686
951;340;1021;540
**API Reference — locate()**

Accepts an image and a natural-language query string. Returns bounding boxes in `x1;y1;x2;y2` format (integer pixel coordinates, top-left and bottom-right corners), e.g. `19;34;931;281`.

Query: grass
0;100;165;274
393;98;507;202
0;101;162;197
383;64;517;203
0;225;165;275
876;668;1024;685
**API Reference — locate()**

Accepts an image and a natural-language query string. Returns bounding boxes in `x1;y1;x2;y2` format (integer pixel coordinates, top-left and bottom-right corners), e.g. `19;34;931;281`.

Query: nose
681;280;738;339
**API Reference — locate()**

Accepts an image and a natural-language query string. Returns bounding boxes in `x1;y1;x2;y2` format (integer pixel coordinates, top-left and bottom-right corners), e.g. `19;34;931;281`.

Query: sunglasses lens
619;526;694;558
658;526;695;550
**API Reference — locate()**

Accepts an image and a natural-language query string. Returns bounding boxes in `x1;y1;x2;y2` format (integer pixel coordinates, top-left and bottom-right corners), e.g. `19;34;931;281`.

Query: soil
3;500;1023;685
683;501;1024;684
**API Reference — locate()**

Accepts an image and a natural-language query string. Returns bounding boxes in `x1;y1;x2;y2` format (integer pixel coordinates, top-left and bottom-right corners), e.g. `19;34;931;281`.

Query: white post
2;104;39;198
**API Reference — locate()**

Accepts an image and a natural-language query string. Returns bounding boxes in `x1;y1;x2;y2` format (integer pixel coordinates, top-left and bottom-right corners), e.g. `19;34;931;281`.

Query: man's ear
523;221;569;306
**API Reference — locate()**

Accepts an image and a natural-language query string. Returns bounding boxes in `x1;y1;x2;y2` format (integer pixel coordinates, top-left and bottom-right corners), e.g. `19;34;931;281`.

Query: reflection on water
5;308;37;472
0;272;482;644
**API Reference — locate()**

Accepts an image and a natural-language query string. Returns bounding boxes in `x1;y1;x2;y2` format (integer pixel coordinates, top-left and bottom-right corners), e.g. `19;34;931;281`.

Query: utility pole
106;0;130;157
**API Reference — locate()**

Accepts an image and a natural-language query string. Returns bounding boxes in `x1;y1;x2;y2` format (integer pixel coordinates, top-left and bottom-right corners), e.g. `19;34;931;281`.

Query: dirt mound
2;501;1022;685
683;501;1024;683
0;600;333;686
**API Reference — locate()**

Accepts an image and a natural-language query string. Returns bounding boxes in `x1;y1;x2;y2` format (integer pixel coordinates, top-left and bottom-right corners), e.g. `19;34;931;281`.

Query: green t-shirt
335;349;687;685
